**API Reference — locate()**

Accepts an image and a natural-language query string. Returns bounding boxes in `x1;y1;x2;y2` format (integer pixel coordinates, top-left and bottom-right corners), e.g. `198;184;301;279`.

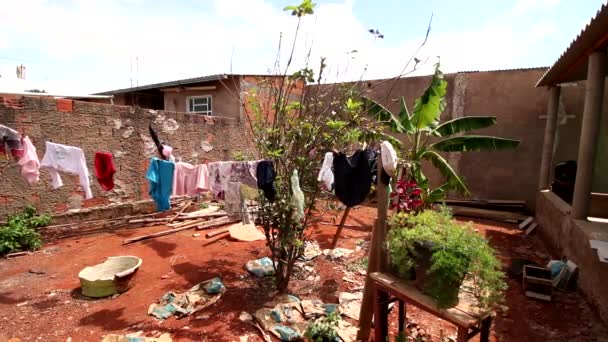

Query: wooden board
369;272;490;328
525;223;538;235
518;217;534;230
450;206;527;222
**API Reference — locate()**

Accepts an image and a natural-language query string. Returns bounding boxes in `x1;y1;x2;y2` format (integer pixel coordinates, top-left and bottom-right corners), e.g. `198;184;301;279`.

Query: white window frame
186;95;213;115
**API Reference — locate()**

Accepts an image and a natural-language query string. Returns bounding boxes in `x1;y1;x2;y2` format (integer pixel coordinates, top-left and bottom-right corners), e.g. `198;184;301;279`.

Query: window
187;96;212;115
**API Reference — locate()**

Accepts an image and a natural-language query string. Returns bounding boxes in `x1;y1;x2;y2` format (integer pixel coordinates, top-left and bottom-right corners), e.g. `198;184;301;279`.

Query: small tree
366;64;520;203
244;1;383;292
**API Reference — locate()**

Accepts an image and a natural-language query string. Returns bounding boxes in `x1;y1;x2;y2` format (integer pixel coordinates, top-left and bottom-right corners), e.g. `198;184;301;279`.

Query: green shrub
304;312;340;342
0;206;50;255
388;207;506;310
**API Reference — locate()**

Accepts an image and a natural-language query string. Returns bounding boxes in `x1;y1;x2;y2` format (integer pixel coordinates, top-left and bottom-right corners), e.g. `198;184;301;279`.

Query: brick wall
0;96;255;218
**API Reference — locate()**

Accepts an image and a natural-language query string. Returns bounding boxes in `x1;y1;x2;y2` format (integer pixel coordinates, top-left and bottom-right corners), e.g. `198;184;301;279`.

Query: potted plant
387;207;506;310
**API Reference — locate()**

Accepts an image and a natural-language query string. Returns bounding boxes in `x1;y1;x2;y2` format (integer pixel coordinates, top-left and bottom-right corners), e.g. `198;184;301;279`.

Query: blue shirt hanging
146;157;175;211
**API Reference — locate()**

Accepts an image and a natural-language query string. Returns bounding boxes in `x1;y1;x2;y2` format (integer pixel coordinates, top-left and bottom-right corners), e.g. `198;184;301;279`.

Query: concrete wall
0;96;254;218
163;77;241;120
536;191;608;324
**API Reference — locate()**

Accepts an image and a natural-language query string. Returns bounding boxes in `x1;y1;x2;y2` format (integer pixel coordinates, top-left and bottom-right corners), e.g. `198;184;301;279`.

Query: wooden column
538;86;561;189
357;157;390;341
572;51;606;219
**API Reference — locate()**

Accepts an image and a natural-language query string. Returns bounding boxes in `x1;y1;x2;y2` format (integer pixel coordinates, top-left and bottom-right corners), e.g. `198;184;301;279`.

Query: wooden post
538;86;561;189
357;156;390;341
330;206;351;248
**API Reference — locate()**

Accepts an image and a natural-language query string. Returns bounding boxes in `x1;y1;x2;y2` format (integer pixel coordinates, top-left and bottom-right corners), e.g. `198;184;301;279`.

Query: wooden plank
369;272;483;328
525;223;538;235
195;217;240;230
206;228;229;238
356;155;391;342
122;223;201;244
518;217;534;230
450;206;527;222
168;200;192;223
202;232;229;246
331;206;351;248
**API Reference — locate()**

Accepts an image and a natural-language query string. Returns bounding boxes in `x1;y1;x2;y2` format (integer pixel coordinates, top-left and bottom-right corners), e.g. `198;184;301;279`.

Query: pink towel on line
172;162;209;196
18;136;39;185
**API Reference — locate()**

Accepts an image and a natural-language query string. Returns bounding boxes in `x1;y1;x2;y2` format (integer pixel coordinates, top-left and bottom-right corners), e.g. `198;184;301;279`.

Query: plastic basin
78;256;142;298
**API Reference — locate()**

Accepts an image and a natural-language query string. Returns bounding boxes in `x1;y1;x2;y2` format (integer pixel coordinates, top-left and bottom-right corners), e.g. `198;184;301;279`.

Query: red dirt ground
1;205;607;341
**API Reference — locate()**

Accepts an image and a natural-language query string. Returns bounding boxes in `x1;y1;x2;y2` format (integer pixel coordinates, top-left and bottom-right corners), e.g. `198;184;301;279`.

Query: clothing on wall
256;160;276;202
94;152;116;191
18;136;39;185
291;169;305;221
381;141;398;177
317;152;334;191
40;141;93;199
146;157;175;212
333;149;372;207
172;162;209;196
0;124;24;158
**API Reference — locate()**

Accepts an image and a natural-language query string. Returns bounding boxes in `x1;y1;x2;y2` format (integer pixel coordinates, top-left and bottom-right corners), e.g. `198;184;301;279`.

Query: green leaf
420;150;470;195
434;116;497;136
430;136;520;152
426;185;447;203
398;97;415;133
411;66;447;129
363;97;404;133
283;5;297;11
326;120;348;130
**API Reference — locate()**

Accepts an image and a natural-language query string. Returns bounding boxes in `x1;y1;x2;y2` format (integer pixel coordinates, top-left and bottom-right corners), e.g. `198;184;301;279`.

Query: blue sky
0;0;605;94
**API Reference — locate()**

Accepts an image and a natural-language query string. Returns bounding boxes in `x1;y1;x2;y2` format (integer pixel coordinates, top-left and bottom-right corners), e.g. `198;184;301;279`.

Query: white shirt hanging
41;141;93;199
317;152;334;191
381;141;398;177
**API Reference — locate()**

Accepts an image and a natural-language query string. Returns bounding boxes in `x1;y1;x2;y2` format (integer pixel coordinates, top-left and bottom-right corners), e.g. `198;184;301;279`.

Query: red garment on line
94;152;116;191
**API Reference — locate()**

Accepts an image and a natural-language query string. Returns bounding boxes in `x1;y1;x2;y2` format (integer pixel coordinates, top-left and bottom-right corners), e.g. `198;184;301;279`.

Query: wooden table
370;272;493;342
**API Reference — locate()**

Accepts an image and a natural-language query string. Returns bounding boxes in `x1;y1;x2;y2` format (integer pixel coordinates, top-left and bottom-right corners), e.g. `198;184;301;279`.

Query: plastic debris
101;333;172;342
273;325;302;341
246;257;276;277
148;278;224;320
204;277;225;294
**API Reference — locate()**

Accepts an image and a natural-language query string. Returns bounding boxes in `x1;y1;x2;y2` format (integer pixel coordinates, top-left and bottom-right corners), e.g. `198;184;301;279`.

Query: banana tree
366;63;520;202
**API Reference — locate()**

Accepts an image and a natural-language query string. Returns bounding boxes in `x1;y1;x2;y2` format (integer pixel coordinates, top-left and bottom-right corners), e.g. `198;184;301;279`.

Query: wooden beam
185;85;216;91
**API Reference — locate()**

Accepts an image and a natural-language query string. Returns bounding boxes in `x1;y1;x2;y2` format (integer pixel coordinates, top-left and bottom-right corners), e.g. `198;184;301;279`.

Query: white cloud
0;0;561;94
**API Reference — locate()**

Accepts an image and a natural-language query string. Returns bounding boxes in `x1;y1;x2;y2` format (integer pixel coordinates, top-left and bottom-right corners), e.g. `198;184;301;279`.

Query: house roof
95;74;230;95
537;3;608;87
95;73;281;95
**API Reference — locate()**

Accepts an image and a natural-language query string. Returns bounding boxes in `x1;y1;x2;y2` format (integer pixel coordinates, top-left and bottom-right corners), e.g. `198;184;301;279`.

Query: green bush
0;206;50;255
304;312;340;342
388;207;506;310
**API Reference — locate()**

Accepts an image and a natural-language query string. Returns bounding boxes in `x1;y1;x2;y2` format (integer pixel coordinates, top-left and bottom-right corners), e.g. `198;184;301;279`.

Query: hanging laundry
256;160;276;202
40;141;92;199
207;161;233;199
291;170;305;221
207;160;260;199
94;152;117;191
18;136;39;185
333;150;372;207
0;124;24;158
146;157;175;212
381;141;398;177
317;152;334;191
172;162;209;196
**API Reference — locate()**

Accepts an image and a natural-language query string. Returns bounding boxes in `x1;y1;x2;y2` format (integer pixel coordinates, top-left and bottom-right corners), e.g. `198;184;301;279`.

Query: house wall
163;77;241;120
536;191;608;324
0;96;255;218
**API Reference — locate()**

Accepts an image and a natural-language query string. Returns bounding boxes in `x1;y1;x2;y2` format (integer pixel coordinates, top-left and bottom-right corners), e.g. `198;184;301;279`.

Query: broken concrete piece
239;311;253;322
322;248;354;259
229;223;265;242
338;292;363;321
336;320;358;342
301;241;322;261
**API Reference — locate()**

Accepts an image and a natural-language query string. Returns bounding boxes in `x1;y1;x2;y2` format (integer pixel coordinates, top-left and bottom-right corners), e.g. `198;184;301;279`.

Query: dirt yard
1;205;607;341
